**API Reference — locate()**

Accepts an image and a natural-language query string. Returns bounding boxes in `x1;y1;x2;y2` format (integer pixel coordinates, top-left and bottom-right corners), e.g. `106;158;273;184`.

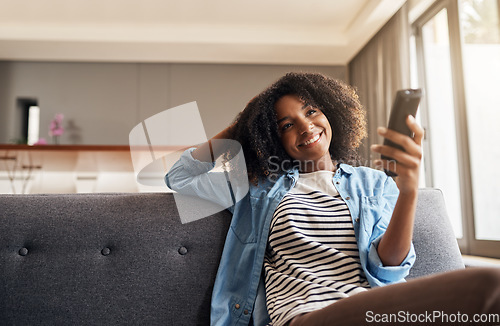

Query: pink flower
49;113;64;137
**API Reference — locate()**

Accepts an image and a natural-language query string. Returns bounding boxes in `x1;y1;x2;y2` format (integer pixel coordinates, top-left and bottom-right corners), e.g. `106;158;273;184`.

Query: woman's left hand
370;115;424;194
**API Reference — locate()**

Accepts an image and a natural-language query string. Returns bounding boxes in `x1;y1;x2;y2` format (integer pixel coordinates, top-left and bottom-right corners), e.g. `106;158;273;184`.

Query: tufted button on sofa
0;190;464;325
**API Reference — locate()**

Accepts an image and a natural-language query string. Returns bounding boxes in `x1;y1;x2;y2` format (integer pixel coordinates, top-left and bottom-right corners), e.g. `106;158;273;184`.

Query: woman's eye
306;108;317;116
282;123;292;131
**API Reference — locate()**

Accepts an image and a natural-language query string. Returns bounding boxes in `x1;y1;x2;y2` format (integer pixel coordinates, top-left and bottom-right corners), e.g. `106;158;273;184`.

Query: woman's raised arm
191;119;238;162
370;115;424;266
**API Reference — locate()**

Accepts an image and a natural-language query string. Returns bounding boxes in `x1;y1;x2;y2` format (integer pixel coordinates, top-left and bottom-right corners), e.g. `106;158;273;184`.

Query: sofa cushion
0;193;231;326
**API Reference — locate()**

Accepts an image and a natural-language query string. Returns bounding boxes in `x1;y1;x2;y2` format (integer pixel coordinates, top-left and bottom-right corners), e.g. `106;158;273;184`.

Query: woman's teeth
302;133;320;146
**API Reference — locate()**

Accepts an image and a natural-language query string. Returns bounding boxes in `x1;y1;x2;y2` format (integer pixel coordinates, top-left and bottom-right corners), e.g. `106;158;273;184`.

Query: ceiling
0;0;412;65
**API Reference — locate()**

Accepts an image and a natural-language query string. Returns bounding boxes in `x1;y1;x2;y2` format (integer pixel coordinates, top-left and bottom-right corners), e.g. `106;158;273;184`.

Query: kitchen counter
0;145;183;194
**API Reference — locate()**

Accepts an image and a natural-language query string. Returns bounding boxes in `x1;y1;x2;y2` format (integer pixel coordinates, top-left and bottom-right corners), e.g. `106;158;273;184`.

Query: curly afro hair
229;72;367;185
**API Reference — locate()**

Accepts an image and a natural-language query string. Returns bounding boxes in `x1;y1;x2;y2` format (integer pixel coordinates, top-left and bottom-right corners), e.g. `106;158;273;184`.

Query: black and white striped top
264;170;370;326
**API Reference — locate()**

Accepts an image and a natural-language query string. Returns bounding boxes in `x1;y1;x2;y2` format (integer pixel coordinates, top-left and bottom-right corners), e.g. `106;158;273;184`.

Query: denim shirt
165;148;416;326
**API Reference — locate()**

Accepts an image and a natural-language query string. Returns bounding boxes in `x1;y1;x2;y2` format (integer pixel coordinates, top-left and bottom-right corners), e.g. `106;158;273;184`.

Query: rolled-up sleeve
366;234;416;286
165;148;215;190
165;148;236;212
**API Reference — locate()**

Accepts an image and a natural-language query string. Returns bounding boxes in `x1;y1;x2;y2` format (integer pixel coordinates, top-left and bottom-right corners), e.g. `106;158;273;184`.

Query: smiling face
275;95;335;172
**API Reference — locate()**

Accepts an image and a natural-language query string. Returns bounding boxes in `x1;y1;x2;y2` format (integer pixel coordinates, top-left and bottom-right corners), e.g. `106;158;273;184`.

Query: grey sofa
0;188;464;325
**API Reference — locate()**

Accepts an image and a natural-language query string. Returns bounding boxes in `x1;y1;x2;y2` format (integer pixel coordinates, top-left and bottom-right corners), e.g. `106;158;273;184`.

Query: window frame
412;0;500;258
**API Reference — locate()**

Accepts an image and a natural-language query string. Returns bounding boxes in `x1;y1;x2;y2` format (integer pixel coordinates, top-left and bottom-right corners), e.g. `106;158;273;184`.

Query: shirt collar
285;164;355;177
337;163;354;174
286;168;299;179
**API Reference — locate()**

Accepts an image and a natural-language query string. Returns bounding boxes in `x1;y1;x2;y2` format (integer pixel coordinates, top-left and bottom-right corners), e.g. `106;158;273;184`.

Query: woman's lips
298;131;323;148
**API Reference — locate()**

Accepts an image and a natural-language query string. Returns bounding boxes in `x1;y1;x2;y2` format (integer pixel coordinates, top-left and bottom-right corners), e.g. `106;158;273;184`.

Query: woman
166;72;500;326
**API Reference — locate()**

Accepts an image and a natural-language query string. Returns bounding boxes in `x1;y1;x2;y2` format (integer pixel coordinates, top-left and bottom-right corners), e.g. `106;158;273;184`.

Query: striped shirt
264;170;370;326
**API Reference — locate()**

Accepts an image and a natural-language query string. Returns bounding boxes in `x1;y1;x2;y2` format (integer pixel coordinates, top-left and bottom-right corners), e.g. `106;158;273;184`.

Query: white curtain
348;3;411;164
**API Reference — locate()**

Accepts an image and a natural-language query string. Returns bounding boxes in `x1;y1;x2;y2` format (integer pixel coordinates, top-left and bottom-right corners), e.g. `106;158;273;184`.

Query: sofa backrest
0;193;231;326
0;189;463;325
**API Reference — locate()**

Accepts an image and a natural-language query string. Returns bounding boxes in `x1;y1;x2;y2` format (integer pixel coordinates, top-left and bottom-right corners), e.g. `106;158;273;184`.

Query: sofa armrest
407;188;465;279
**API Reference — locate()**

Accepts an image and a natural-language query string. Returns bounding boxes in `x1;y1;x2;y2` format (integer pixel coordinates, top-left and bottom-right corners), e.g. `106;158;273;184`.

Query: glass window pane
460;0;500;240
422;9;464;238
410;34;428;189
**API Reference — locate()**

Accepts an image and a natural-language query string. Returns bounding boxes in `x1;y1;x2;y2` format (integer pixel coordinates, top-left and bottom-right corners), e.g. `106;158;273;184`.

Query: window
460;0;500;241
413;0;500;257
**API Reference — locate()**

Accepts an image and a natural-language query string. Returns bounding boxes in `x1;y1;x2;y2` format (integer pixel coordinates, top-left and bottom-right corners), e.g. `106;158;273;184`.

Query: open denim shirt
165;148;415;326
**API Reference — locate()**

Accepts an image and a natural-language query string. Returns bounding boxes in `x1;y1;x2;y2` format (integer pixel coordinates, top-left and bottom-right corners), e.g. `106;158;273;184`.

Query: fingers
372;156;419;176
371;148;421;174
370;115;423;175
407;115;424;146
377;115;424;157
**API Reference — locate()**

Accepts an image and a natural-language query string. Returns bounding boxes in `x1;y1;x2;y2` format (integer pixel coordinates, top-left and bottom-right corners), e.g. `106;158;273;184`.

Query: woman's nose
298;119;314;134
